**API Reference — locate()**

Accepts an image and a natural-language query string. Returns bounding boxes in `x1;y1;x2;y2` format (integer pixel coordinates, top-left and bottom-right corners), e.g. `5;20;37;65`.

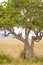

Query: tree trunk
22;45;26;59
30;36;34;59
24;40;34;59
24;36;34;59
24;28;34;59
28;46;34;59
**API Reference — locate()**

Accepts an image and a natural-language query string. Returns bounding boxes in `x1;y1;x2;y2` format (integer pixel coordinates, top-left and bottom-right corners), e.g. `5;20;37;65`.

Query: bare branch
8;28;25;42
33;31;43;42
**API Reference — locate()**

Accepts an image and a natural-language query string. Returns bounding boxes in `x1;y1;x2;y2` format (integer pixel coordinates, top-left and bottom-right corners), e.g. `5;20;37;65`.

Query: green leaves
0;0;43;32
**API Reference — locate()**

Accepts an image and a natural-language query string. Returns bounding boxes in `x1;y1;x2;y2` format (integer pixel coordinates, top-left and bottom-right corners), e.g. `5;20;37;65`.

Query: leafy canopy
0;0;43;32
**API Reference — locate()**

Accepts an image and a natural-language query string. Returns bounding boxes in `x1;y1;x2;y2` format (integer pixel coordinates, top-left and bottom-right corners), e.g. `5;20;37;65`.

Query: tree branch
8;28;25;42
33;31;43;42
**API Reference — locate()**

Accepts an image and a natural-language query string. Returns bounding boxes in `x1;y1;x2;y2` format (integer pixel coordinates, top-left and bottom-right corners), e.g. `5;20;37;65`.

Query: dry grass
0;62;43;65
0;39;43;65
34;40;43;56
0;38;43;57
0;38;24;58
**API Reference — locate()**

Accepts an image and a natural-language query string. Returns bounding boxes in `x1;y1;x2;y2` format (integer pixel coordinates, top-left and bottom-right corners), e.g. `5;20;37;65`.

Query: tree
0;0;43;59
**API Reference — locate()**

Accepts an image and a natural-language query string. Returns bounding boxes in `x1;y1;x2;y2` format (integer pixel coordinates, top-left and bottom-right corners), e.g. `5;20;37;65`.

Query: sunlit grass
0;53;43;65
0;39;43;65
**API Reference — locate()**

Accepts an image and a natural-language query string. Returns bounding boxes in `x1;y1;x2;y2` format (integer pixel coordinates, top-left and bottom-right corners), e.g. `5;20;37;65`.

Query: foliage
0;0;43;32
0;53;43;65
0;53;14;63
32;56;43;63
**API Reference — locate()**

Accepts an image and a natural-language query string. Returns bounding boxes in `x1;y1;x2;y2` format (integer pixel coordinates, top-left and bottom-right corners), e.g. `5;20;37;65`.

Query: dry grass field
0;38;43;57
0;38;43;65
0;38;24;58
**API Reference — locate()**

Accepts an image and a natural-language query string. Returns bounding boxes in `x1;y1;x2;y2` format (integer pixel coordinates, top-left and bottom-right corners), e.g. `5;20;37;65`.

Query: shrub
0;53;14;63
32;56;43;63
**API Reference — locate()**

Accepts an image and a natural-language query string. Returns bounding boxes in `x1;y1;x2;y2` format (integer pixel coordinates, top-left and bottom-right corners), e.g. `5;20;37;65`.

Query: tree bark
24;40;34;59
24;28;34;59
28;47;34;59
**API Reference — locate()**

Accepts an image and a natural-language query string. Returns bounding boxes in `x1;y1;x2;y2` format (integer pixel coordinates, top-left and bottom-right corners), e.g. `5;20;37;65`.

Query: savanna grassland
0;38;43;65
